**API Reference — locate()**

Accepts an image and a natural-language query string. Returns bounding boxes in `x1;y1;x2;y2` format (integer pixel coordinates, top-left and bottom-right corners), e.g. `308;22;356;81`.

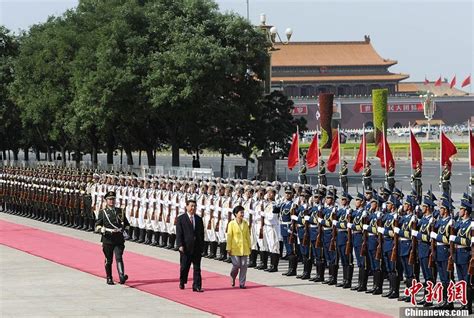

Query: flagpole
439;125;442;193
409;122;413;181
383;123;388;189
316;125;320;185
297;125;301;175
362;123;366;174
469;119;472;192
338;125;341;190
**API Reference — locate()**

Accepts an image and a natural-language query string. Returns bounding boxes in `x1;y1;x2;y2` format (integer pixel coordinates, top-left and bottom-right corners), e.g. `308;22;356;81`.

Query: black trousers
102;243;125;266
180;252;202;289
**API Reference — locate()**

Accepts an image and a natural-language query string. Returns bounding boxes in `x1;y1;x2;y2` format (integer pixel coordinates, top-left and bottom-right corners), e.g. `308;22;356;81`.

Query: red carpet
0;219;390;318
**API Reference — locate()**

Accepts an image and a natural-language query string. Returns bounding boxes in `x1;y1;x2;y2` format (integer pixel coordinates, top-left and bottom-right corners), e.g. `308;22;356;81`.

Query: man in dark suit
176;197;204;292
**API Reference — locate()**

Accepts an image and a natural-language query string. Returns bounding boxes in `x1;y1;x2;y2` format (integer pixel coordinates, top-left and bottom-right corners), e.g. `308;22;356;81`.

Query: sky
0;0;472;83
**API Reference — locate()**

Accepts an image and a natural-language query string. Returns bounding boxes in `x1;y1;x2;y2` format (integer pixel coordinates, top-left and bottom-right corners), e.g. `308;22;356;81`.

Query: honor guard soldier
299;160;308;185
318;160;327;186
450;200;472;313
295;188;312;279
363;161;372;191
95;191;130;285
411;196;436;307
440;163;452;194
348;192;368;291
263;187;281;272
386;162;396;192
412;162;423;204
279;186;296;260
318;187;338;285
339;160;349;193
334;192;353;288
308;188;324;282
430;199;454;309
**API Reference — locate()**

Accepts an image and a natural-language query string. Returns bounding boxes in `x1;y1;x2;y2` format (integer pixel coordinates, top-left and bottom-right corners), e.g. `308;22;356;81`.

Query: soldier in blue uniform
348;192;368;291
379;195;399;299
364;194;384;295
319;187;338;285
450;200;472;313
430;198;454;309
396;196;416;302
334;192;352;288
279;186;296;260
309;188;324;282
296;188;312;279
411;196;436;307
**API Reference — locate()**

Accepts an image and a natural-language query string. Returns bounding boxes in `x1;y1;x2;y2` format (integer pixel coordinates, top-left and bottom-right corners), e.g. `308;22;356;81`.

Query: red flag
469;126;473;167
326;130;340;173
424;76;429;85
449;76;456;89
376;130;395;172
461;75;471;88
440;131;457;167
353;129;366;173
410;129;422;169
287;132;299;170
434;76;442;87
306;133;320;169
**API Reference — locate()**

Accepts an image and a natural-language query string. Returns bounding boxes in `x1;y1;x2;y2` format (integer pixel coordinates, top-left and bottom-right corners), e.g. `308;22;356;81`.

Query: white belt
368;233;376;236
399;238;409;241
455;245;469;249
436;242;448;246
337;229;347;232
323;228;332;231
310;225;317;228
352;231;361;234
281;221;291;225
105;228;120;233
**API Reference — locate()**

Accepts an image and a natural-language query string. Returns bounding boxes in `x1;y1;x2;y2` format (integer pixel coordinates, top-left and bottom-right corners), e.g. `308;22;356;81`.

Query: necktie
190;216;194;229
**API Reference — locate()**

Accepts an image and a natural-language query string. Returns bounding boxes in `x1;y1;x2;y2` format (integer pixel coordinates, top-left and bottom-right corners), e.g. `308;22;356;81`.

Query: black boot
81;216;88;230
309;261;319;282
352;267;362;290
282;254;296;276
256;251;268;270
151;232;159;246
399;279;412;302
382;272;395;297
301;258;312;279
208;242;218;259
160;233;169;247
337;266;347;287
357;268;368;292
131;227;138;241
323;264;333;284
116;260;128;284
328;265;338;285
343;265;353;289
218;243;227;261
248;249;258;267
267;253;279;273
296;256;308;279
167;234;176;250
388;274;400;299
105;263;114;285
144;230;153;244
373;270;383;295
87;217;95;232
137;229;146;244
201;241;209;257
264;253;275;272
314;262;326;282
460;283;472;314
435;283;453;309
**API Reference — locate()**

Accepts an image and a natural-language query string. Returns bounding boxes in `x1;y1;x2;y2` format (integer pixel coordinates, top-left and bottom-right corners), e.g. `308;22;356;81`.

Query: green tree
372;88;388;145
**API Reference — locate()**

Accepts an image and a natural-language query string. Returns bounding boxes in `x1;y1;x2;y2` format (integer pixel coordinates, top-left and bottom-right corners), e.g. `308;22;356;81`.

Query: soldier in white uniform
144;178;157;245
204;183;218;258
242;185;258;267
263;187;281;272
166;180;181;249
255;186;269;270
196;183;209;256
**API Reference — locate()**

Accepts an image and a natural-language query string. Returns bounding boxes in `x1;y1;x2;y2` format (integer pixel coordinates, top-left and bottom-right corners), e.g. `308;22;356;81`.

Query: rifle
375;216;383;260
447;222;455;273
315;206;324;248
226;198;233;232
428;222;437;268
408;215;418;265
468;228;474;276
150;190;156;220
134;189;141;219
345;209;353;256
288;204;298;244
329;207;337;252
173;192;180;226
207;196;214;230
158;190;164;222
248;199;253;231
390;214;399;262
259;201;264;239
302;207;310;247
215;197;222;231
166;191;172;223
144;190;149;221
360;213;369;257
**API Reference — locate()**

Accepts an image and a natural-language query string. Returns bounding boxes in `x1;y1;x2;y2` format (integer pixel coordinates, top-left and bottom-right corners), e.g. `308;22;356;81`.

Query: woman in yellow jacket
226;205;251;289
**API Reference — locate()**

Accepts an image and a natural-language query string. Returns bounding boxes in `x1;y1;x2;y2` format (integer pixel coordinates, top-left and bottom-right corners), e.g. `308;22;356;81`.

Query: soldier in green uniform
440;163;451;194
95;191;130;285
339;160;348;193
318;160;327;186
411;162;422;204
386;161;396;192
363;161;372;191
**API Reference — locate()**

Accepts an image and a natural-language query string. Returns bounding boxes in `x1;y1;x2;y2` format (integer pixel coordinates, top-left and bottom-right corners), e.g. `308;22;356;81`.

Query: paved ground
0;212;414;318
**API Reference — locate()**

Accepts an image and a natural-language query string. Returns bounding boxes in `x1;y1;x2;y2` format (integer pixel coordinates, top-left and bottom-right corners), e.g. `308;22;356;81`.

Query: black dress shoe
179;284;185;289
240;285;246;289
107;278;115;285
193;288;204;292
231;277;235;287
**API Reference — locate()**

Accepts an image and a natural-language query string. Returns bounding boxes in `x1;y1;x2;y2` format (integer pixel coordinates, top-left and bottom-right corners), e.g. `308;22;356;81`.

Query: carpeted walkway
0;220;390;318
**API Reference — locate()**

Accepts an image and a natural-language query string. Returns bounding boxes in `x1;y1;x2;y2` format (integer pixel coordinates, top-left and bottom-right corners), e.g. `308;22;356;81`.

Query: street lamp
259;13;292;94
421;90;436;140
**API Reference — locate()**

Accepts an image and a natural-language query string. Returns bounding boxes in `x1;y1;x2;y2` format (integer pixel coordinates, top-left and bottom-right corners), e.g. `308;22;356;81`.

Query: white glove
332;220;338;226
347;223;353;229
449;235;456;242
100;227;106;234
471;221;474;228
471;237;474;245
363;224;369;230
377;227;384;234
394;227;400;234
411;215;416;222
317;217;323;223
362;211;367;218
304;215;310;221
411;230;419;237
430;231;437;239
290;215;298;221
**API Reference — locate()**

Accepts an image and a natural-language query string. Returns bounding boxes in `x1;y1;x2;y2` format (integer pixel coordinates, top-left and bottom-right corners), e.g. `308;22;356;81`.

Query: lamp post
421;90;436;140
259;13;292;94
